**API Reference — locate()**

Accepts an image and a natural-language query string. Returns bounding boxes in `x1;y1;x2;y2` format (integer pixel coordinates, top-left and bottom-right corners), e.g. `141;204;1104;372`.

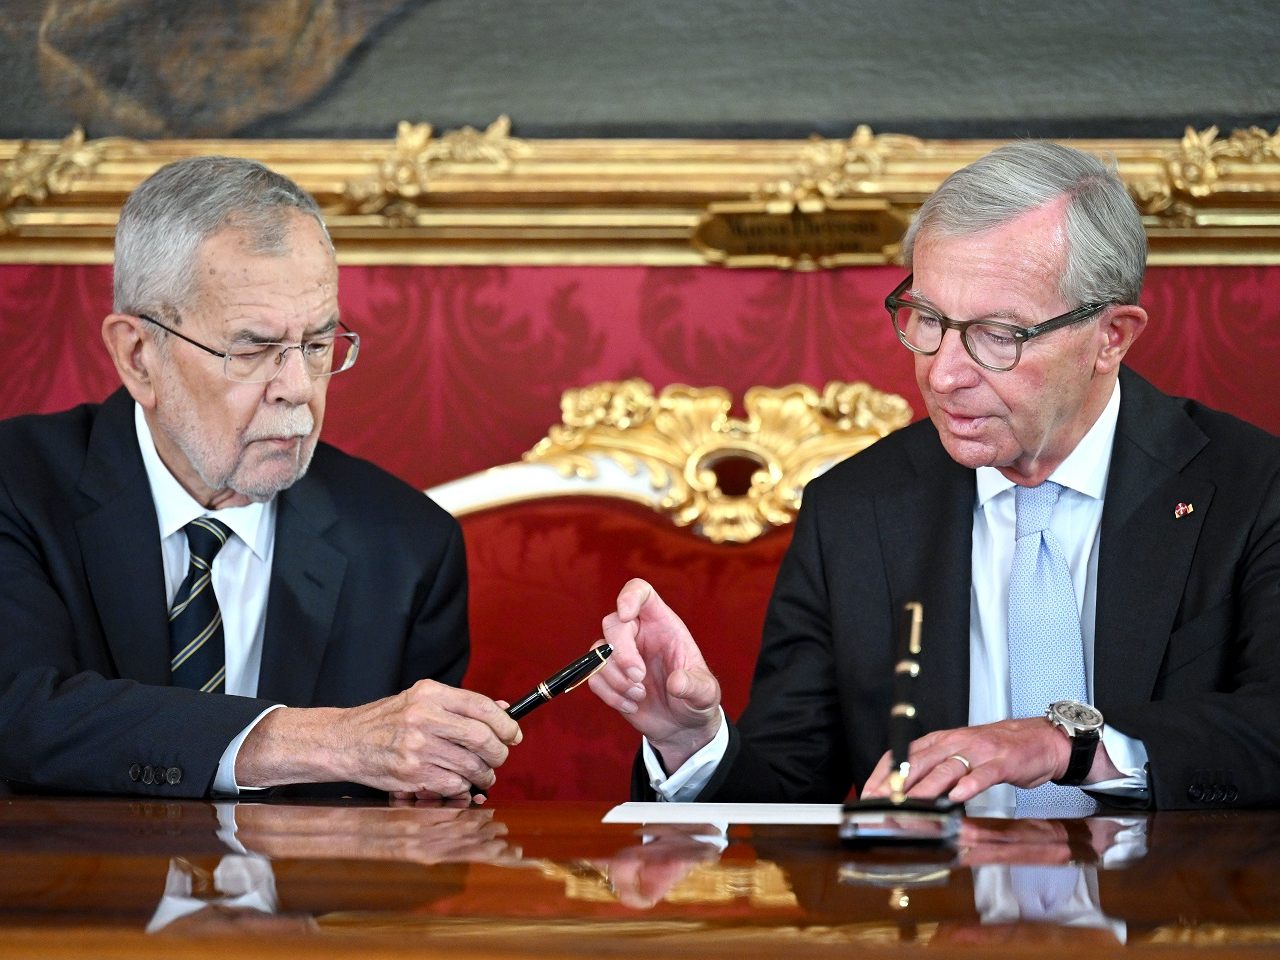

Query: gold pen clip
565;646;611;692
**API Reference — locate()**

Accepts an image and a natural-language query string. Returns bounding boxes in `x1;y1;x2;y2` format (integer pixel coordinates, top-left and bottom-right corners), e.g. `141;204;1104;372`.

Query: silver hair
113;156;332;320
902;141;1147;305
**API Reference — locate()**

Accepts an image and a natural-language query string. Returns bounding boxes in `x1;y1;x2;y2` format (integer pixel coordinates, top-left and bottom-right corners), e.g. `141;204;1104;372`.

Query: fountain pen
506;644;613;720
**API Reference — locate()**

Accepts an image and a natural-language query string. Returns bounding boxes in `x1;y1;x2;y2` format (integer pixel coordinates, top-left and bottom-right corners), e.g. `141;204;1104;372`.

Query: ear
101;313;158;408
1094;304;1148;375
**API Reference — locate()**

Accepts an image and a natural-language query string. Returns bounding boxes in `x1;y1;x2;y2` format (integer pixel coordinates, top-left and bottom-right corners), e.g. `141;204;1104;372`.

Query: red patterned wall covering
3;263;1278;487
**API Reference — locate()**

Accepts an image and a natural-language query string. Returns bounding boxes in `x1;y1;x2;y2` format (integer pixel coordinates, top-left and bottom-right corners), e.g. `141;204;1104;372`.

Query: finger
411;684;522;753
859;749;898;797
602;612;646;685
588;670;642;715
407;728;501;791
615;578;655;621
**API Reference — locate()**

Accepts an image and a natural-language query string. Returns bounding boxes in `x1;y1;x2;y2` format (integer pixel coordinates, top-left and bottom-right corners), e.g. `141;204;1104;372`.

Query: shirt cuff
212;704;285;796
642;708;729;802
1088;725;1150;798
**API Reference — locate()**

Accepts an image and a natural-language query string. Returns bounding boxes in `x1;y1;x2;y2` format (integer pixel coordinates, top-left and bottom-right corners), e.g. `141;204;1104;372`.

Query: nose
922;328;981;394
264;345;315;405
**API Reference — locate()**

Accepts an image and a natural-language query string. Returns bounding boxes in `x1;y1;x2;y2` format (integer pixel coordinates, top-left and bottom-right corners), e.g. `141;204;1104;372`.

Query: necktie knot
185;517;231;565
1014;481;1062;538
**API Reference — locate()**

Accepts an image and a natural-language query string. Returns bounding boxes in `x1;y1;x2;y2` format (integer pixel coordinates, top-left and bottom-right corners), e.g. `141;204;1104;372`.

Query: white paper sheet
602;801;844;825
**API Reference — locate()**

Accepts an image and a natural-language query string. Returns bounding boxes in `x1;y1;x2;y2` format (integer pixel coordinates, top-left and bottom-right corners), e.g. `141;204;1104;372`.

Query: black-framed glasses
885;274;1118;372
139;314;360;383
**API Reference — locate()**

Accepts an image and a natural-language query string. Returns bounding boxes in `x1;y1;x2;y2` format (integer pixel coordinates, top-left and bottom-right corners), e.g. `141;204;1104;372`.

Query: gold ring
948;754;972;773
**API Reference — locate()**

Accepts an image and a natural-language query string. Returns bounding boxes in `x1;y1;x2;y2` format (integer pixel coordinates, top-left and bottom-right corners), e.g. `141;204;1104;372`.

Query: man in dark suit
588;141;1280;811
0;156;519;799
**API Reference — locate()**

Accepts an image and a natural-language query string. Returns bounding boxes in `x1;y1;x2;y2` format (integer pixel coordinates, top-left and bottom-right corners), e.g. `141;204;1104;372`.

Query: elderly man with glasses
589;141;1280;813
0;156;519;800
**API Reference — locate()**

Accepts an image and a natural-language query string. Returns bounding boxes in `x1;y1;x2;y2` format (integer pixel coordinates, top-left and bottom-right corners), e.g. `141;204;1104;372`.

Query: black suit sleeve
0;462;272;796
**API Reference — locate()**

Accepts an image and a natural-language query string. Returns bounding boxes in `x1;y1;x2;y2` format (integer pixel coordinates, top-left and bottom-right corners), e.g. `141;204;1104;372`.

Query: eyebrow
229;315;340;344
908;289;1028;326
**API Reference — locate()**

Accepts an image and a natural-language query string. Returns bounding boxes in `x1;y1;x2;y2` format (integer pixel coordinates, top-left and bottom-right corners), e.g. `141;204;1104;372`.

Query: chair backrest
428;378;912;800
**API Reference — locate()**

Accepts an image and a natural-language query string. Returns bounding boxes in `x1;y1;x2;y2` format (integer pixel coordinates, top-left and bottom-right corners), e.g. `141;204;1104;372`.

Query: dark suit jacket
684;368;1280;809
0;388;468;798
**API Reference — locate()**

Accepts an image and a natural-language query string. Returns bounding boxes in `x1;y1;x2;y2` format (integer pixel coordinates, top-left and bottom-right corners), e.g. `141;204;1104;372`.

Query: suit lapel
879;426;975;733
256;469;347;705
75;390;172;685
1094;369;1213;711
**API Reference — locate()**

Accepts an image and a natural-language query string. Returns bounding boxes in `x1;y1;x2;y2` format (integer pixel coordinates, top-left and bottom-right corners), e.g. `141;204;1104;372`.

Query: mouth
938;409;989;435
250;435;306;451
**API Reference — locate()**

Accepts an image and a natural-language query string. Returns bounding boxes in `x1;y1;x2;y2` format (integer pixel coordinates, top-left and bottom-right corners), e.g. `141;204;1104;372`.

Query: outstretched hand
587;578;722;771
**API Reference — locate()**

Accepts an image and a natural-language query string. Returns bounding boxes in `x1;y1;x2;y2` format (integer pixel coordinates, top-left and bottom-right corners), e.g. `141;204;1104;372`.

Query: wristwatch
1045;700;1104;786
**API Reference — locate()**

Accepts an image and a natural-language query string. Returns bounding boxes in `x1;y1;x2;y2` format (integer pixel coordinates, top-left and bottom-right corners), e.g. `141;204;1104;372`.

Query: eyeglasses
139;314;360;383
885;274;1117;372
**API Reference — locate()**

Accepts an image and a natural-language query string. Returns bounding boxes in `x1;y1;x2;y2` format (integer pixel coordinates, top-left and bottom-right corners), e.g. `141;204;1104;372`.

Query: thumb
667;667;720;714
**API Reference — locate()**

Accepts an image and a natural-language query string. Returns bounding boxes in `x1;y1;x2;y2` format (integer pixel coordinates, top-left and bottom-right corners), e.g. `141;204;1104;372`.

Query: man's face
911;198;1115;486
147;213;339;508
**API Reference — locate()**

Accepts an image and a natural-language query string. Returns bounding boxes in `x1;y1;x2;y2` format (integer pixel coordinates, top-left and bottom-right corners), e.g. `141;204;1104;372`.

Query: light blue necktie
1007;481;1096;816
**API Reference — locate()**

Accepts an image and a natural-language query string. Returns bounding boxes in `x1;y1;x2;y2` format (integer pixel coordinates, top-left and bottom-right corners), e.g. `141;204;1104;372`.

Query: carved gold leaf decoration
341;115;529;219
1168;124;1280;199
757;124;927;211
0;127;116;233
525;378;912;543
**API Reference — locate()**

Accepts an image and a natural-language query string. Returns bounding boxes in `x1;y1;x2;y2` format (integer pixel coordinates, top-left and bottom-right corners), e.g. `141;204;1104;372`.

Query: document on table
602;802;844;825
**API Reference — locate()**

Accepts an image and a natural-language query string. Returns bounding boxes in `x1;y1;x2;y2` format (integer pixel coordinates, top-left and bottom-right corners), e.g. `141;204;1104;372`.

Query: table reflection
1;797;1278;956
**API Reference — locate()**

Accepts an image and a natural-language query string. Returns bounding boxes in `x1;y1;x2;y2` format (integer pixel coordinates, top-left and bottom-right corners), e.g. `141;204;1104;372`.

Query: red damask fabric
4;263;1276;489
4;262;1276;801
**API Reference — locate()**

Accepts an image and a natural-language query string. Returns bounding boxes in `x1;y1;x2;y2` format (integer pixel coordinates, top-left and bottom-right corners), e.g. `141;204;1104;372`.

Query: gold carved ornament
0;127;121;235
341;115;529;222
524;378;913;544
5;121;1280;263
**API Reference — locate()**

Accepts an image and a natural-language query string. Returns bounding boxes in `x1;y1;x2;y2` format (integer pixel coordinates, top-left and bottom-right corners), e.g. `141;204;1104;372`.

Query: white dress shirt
135;404;281;793
646;381;1149;807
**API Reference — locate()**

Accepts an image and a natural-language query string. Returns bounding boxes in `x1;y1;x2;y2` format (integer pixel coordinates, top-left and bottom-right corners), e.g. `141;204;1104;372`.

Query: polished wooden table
0;796;1276;959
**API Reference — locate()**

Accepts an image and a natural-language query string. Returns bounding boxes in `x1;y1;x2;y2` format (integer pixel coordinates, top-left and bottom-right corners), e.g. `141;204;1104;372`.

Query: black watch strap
1052;727;1100;786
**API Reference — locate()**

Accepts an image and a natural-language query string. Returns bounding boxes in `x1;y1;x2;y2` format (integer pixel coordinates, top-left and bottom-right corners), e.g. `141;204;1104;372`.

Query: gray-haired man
590;141;1280;812
0;156;519;799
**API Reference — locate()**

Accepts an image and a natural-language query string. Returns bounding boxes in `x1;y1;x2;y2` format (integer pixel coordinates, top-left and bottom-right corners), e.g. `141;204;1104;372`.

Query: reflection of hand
587;578;722;772
235;802;520;866
955;816;1128;866
591;823;724;910
862;718;1121;803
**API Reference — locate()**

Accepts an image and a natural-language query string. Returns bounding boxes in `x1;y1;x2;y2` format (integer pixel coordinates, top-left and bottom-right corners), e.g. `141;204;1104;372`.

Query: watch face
1051;700;1103;730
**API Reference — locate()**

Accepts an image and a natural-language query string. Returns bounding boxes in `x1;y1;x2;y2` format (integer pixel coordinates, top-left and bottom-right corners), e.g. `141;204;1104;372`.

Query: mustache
244;409;315;443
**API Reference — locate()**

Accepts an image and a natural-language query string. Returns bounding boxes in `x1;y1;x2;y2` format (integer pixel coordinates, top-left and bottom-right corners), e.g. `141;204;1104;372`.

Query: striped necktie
1007;482;1096;815
169;517;232;693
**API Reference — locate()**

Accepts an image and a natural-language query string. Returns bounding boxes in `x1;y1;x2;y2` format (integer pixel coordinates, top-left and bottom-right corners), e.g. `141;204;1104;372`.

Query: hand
861;717;1114;803
236;802;519;865
587;578;722;771
237;680;522;800
588;824;723;909
955;816;1131;867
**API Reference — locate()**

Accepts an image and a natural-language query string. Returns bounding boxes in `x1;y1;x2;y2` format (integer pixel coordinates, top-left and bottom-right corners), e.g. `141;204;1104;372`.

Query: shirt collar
133;402;274;559
975;378;1121;507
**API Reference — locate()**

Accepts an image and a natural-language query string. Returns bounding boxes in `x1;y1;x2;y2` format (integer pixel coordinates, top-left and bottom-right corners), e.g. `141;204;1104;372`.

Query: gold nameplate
692;197;907;270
